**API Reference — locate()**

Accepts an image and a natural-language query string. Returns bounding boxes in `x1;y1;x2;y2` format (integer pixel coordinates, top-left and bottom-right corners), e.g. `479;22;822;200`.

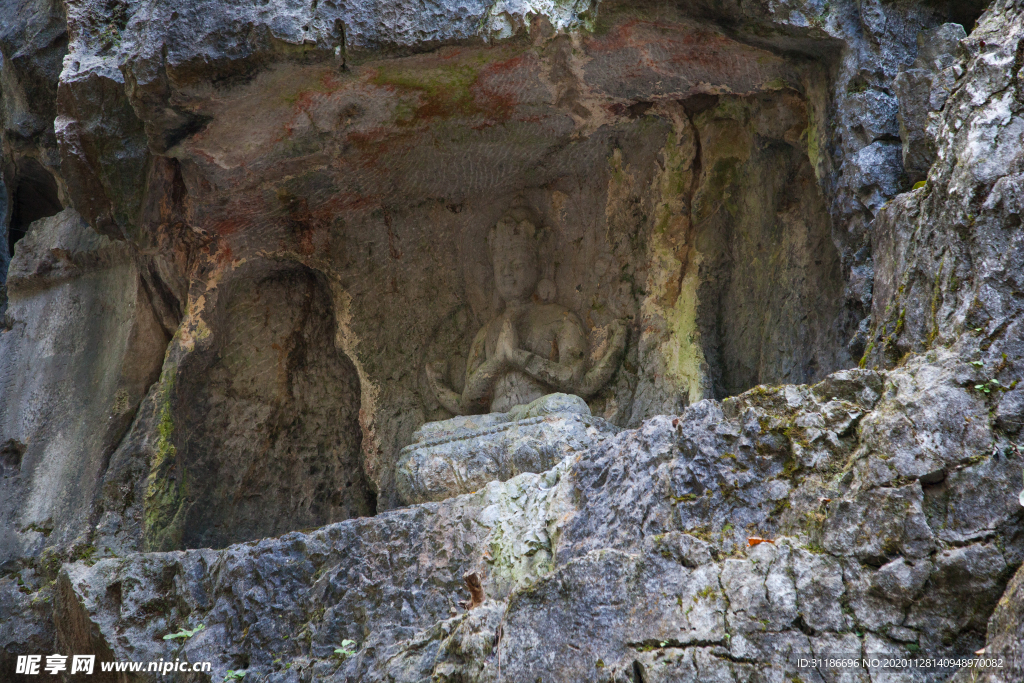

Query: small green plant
912;180;927;190
163;624;206;641
970;360;984;367
223;671;246;681
974;378;1001;394
334;639;358;660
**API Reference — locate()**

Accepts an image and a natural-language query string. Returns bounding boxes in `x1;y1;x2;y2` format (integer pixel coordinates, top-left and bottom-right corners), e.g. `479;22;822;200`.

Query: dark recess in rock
7;159;62;255
923;0;992;28
0;439;25;477
168;264;375;550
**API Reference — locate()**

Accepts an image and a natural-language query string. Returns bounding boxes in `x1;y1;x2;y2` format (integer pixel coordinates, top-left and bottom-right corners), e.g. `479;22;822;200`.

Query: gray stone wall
3;0;1024;679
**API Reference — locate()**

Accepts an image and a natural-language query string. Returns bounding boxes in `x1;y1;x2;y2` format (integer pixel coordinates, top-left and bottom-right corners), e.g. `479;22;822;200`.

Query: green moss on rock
143;364;190;552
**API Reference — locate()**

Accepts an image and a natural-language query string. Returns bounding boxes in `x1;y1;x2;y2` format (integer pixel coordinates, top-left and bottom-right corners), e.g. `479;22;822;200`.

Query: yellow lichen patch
142;364;189;551
367;46;521;127
327;279;384;488
637;106;709;404
178;256;238;351
689;101;754;222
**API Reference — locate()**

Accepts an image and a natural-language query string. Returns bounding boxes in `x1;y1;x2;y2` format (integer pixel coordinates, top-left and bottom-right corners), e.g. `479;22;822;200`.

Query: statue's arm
425;362;464;415
576;319;628;397
460;325;505;412
425;326;493;415
509;316;587;391
511;317;628;397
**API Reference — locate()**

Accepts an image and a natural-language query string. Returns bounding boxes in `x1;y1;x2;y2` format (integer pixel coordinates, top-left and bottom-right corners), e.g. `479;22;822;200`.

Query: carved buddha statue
398;203;627;505
426;207;626;415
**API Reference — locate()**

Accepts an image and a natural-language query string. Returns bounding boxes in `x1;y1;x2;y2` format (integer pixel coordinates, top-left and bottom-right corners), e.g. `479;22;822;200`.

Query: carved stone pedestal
396;394;619;504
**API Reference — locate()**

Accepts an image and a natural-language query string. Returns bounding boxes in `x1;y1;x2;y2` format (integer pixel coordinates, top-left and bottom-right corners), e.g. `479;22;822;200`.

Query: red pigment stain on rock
588;20;730;55
298;229;315;255
678;27;731;46
358;407;382;481
292;89;329;112
668;40;736;69
319;72;346;90
486;54;527;74
470;56;527;124
347;127;391;151
439;48;465;61
214;218;244;236
585;20;643;52
471;87;516;125
193;148;222;167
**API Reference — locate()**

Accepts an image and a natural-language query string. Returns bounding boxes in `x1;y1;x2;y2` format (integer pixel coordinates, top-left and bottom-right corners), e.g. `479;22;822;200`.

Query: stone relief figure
397;201;628;505
425;205;627;415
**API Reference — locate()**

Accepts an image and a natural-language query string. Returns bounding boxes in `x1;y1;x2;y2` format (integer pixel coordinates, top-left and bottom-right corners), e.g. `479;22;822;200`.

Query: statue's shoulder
532;302;584;328
537;301;569;311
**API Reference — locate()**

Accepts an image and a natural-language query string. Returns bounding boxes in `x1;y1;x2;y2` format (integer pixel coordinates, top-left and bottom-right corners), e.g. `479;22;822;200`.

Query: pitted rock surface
4;0;1024;678
56;362;1024;682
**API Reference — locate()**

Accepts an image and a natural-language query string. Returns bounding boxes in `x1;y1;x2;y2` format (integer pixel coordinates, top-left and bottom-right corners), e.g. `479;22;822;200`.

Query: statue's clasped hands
493;317;523;368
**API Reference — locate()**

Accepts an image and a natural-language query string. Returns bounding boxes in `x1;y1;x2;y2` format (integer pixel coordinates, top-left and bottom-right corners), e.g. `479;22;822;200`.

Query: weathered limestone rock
0;0;65;155
4;0;1023;678
955;561;1024;683
55;361;1024;682
0;209;168;676
894;23;967;184
44;0;873;514
0;0;68;307
867;0;1024;370
0;209;168;559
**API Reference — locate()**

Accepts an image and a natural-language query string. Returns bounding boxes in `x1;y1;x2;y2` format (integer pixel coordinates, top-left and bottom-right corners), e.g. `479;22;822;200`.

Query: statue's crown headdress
491;195;541;247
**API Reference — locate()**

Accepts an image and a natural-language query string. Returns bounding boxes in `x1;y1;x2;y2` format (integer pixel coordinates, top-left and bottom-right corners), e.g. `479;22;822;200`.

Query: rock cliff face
53;363;1024;682
2;0;1023;680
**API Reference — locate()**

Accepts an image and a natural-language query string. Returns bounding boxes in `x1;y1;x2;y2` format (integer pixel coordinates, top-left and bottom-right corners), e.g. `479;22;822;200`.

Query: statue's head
490;205;540;304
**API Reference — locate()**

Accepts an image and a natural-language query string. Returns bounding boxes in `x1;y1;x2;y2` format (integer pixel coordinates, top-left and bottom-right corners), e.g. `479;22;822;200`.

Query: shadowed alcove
7;158;62;256
175;263;374;549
